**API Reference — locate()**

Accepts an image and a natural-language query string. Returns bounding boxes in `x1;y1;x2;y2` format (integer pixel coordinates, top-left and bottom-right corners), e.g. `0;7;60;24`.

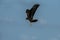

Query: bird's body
26;4;40;23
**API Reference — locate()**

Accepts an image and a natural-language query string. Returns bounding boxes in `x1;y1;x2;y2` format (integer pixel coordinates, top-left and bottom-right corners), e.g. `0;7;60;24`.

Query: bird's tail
31;19;38;22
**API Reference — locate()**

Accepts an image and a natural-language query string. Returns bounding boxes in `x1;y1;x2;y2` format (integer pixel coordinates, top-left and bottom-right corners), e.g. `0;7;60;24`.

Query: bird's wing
26;9;31;19
30;4;40;18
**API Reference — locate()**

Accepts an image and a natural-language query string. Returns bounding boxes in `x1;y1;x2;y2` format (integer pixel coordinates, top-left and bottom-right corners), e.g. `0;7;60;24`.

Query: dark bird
26;4;40;23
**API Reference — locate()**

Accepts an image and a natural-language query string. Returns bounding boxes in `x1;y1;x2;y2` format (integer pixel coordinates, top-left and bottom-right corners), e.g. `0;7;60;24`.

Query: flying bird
26;4;40;23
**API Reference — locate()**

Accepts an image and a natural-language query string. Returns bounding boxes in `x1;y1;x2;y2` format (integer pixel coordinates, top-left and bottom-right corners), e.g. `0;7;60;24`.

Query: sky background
0;0;60;40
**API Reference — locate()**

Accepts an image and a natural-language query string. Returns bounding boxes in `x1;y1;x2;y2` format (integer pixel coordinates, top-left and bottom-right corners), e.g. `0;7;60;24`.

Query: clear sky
0;0;60;40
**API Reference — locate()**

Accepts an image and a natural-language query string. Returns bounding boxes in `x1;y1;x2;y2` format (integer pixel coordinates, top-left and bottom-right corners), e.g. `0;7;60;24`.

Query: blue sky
0;0;60;40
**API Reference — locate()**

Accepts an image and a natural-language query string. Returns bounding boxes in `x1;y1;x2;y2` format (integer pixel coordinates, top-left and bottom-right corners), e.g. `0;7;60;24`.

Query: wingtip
26;9;30;13
35;4;40;6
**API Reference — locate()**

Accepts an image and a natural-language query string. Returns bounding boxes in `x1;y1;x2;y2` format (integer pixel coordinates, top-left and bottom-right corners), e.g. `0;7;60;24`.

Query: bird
26;4;40;23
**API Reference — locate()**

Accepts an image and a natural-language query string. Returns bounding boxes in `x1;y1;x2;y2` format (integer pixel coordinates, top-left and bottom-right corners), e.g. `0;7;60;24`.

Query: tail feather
31;19;38;22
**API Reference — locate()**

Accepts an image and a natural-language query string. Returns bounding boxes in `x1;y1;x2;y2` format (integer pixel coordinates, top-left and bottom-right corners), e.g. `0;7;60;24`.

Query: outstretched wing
26;9;31;19
30;4;40;18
